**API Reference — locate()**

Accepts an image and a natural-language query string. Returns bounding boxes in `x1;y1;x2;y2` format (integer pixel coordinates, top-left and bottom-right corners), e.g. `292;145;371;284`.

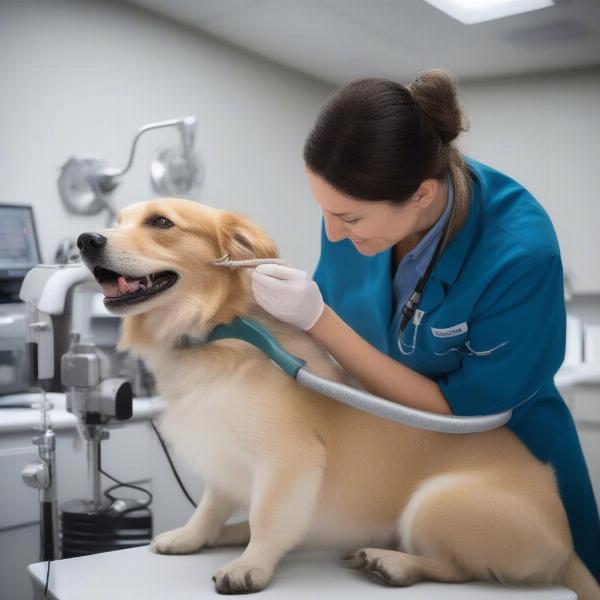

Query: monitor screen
0;204;42;279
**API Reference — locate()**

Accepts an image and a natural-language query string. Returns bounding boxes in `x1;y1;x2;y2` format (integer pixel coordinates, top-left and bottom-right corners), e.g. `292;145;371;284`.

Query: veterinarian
251;69;600;581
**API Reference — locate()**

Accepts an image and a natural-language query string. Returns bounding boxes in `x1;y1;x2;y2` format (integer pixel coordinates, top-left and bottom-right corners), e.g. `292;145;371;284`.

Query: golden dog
77;198;599;597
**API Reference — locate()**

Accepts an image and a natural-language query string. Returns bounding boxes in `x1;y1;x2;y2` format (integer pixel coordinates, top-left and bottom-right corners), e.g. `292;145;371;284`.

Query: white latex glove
251;263;325;331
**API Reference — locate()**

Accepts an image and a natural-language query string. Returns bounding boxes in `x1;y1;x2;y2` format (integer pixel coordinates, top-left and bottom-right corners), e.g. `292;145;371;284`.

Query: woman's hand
252;264;451;414
251;264;324;331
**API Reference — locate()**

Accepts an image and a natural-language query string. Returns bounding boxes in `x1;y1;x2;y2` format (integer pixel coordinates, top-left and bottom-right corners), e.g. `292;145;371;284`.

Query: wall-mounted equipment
57;117;204;224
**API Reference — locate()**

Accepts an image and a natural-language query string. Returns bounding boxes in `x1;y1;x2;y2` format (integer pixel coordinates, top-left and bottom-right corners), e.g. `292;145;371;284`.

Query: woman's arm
251;263;451;414
309;305;453;415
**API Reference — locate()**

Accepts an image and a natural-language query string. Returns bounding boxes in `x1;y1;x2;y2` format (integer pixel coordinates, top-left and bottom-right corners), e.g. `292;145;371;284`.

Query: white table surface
29;545;576;599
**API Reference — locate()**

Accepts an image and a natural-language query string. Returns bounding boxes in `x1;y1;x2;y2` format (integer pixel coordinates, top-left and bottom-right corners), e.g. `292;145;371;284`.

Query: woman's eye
343;218;360;224
148;216;174;229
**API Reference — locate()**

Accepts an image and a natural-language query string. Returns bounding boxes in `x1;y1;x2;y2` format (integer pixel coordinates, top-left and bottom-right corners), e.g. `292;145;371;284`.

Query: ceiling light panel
424;0;554;24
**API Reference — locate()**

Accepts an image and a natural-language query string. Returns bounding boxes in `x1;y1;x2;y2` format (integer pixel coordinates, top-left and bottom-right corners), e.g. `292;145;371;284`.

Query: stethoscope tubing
295;367;512;434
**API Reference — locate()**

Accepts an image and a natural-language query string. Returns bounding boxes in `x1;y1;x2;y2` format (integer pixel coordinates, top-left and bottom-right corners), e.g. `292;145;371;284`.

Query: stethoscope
397;217;448;355
200;211;513;433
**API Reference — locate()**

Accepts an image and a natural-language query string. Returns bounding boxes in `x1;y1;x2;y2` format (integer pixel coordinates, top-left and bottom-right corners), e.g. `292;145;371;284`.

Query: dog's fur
80;198;600;597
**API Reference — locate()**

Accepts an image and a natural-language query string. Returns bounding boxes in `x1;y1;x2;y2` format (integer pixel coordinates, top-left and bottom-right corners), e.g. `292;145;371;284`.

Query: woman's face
305;167;431;257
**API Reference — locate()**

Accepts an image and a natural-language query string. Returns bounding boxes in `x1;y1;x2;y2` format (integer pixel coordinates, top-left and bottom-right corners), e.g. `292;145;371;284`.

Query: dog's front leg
151;484;237;555
212;460;324;594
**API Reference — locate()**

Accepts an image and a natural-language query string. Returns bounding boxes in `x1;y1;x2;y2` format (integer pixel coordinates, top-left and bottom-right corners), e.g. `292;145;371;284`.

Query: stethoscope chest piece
398;309;425;356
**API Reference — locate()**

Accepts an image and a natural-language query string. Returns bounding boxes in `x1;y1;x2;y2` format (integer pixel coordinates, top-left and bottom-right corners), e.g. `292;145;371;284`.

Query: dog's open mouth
93;266;178;307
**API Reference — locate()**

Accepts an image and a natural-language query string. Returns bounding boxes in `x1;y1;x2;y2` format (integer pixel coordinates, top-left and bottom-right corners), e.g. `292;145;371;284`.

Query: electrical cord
44;557;50;597
41;434;154;599
41;420;191;598
150;419;197;508
97;443;153;514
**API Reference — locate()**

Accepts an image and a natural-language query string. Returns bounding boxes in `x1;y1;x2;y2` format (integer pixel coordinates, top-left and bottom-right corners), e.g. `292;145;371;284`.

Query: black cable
41;500;56;597
97;443;153;514
150;419;197;508
44;557;50;597
103;482;153;514
40;424;158;598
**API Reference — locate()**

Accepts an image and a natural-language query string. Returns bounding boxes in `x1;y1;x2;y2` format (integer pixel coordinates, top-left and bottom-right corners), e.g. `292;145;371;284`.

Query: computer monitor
0;204;42;280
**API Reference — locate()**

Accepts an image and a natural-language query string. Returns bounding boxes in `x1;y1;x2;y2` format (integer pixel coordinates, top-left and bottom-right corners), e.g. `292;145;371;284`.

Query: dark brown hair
303;68;471;243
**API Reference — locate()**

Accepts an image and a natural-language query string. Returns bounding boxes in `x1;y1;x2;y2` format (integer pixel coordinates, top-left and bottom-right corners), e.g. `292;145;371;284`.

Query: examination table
29;545;576;599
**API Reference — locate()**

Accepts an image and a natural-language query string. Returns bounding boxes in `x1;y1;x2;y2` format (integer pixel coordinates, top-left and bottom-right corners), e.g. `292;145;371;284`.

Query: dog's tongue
101;276;141;298
118;276;130;295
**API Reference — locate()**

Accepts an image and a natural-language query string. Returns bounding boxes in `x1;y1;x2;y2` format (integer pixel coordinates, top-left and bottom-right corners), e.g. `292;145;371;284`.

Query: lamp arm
109;116;196;179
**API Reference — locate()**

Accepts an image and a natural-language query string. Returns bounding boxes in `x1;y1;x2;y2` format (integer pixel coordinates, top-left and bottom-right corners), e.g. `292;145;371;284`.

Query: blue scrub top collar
430;162;482;287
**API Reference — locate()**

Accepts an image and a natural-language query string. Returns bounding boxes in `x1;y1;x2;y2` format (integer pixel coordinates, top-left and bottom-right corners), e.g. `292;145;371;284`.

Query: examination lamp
58;116;204;224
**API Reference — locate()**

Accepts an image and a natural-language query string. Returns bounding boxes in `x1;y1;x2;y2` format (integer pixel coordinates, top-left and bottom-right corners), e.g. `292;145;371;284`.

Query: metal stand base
60;499;152;558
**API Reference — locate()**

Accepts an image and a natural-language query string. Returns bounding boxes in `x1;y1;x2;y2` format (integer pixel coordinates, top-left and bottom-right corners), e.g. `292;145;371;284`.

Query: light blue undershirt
392;178;454;322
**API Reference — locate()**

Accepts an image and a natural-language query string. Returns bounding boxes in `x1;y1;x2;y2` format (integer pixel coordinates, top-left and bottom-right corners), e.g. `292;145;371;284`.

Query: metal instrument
18;263;149;561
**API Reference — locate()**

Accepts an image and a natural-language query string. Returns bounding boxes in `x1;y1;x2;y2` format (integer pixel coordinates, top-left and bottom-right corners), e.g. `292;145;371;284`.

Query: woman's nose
323;214;346;242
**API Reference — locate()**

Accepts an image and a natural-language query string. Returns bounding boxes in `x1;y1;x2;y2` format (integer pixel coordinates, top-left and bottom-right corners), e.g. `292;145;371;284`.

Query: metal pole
87;427;103;508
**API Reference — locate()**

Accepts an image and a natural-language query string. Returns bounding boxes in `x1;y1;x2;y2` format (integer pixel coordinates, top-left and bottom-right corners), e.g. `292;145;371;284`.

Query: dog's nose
77;232;107;256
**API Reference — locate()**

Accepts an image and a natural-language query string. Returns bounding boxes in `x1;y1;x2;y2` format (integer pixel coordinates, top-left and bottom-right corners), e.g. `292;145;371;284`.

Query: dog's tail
554;554;600;600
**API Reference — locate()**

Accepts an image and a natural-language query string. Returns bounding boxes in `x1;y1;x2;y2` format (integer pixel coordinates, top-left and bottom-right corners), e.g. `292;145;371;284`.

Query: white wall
0;4;332;598
0;0;333;273
458;68;600;295
2;0;598;290
1;4;599;597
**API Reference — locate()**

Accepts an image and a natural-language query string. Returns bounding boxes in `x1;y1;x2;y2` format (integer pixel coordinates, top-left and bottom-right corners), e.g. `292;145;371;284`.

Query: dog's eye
147;216;174;229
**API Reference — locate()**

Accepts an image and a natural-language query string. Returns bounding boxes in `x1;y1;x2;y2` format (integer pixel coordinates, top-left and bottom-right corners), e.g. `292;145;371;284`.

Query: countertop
0;393;165;434
553;364;600;388
29;545;575;600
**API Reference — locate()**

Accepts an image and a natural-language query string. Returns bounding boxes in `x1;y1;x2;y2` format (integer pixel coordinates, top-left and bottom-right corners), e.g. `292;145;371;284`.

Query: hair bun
409;68;468;144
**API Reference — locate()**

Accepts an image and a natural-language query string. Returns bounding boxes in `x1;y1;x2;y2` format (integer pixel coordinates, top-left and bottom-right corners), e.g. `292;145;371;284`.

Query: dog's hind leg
212;451;325;594
151;484;237;555
343;547;469;586
345;470;572;588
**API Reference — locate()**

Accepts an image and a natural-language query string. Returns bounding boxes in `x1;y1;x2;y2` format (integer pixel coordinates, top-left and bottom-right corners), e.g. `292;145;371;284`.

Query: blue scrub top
313;157;600;581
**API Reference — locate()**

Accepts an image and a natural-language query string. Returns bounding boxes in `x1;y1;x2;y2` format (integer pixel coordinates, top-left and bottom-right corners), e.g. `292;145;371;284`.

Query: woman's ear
410;179;438;207
219;212;279;261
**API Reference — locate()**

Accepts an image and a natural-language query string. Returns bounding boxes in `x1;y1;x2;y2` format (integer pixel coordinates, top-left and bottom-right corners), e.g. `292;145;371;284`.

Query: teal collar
177;317;306;378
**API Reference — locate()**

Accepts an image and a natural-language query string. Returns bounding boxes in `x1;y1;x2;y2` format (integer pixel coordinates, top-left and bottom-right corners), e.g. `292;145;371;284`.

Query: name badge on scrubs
430;322;468;338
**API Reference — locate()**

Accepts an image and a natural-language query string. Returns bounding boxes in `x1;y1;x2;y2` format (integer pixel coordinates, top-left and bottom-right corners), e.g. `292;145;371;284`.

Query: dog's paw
212;558;273;594
342;547;417;587
150;526;205;555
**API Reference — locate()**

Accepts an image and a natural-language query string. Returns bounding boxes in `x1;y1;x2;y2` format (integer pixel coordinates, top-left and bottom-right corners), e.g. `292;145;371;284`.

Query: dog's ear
219;212;279;260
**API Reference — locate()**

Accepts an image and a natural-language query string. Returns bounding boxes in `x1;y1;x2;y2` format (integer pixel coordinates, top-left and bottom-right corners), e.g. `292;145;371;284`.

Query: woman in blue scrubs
251;69;600;581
